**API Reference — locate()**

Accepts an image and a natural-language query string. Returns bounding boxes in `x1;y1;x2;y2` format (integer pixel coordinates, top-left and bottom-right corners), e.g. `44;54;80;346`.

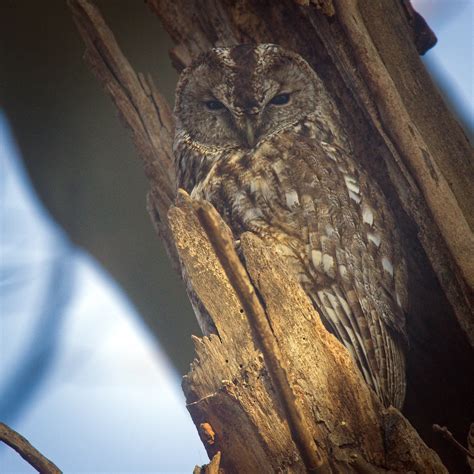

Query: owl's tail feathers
367;308;406;409
310;287;382;401
382;333;406;409
310;286;406;409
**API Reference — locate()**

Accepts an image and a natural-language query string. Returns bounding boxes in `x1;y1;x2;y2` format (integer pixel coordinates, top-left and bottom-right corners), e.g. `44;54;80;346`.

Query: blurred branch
0;422;62;474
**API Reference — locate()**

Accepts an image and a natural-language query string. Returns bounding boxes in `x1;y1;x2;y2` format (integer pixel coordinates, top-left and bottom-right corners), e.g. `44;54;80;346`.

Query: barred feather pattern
174;44;408;409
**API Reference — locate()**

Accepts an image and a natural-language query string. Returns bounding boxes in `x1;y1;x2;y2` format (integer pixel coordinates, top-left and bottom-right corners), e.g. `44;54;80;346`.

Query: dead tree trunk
68;0;473;472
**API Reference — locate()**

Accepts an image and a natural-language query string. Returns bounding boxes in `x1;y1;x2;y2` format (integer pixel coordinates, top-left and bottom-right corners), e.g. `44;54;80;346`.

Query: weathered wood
193;197;324;472
145;2;474;471
333;0;474;331
147;0;473;346
194;452;222;474
68;0;473;471
169;191;446;472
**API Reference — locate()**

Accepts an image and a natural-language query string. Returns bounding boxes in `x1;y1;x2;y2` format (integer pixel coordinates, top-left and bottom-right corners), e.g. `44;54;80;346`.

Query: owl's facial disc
174;44;318;150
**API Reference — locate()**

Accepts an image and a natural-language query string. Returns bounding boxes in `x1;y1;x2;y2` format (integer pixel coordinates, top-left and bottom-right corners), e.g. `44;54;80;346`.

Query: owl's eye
269;93;290;106
204;100;225;111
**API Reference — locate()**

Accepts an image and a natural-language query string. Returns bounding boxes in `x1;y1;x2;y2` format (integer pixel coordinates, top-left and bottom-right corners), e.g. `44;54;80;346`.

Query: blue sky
414;0;473;133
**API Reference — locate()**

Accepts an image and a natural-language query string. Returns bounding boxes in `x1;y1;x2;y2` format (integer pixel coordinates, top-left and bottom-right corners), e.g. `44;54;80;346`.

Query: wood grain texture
146;2;473;471
169;192;446;472
193;198;324;471
68;0;473;471
148;0;473;345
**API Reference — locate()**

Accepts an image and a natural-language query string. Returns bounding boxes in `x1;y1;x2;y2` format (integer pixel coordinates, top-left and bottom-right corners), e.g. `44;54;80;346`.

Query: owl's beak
235;111;259;148
237;113;259;148
245;118;256;148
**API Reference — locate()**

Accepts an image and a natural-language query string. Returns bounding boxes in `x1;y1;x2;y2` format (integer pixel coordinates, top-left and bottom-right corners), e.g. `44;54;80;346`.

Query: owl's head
174;44;323;151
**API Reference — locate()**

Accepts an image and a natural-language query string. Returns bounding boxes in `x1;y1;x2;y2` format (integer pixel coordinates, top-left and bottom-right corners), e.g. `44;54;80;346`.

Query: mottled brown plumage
173;44;408;408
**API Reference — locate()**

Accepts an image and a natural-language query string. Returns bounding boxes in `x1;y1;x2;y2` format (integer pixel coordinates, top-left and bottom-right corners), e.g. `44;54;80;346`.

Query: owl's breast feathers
176;116;408;408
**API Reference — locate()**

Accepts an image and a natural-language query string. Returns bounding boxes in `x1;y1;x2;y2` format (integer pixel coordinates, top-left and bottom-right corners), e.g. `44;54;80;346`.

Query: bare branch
0;423;62;474
433;424;474;460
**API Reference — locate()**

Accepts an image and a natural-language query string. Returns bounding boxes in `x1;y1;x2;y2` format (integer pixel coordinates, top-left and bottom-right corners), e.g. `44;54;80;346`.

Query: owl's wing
287;139;407;408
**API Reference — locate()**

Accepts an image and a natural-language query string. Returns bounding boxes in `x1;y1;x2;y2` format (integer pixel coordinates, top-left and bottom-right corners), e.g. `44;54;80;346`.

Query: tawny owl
173;44;408;409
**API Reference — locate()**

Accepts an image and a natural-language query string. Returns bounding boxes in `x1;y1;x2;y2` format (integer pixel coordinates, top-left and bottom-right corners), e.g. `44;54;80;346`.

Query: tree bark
68;0;473;472
170;191;447;473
